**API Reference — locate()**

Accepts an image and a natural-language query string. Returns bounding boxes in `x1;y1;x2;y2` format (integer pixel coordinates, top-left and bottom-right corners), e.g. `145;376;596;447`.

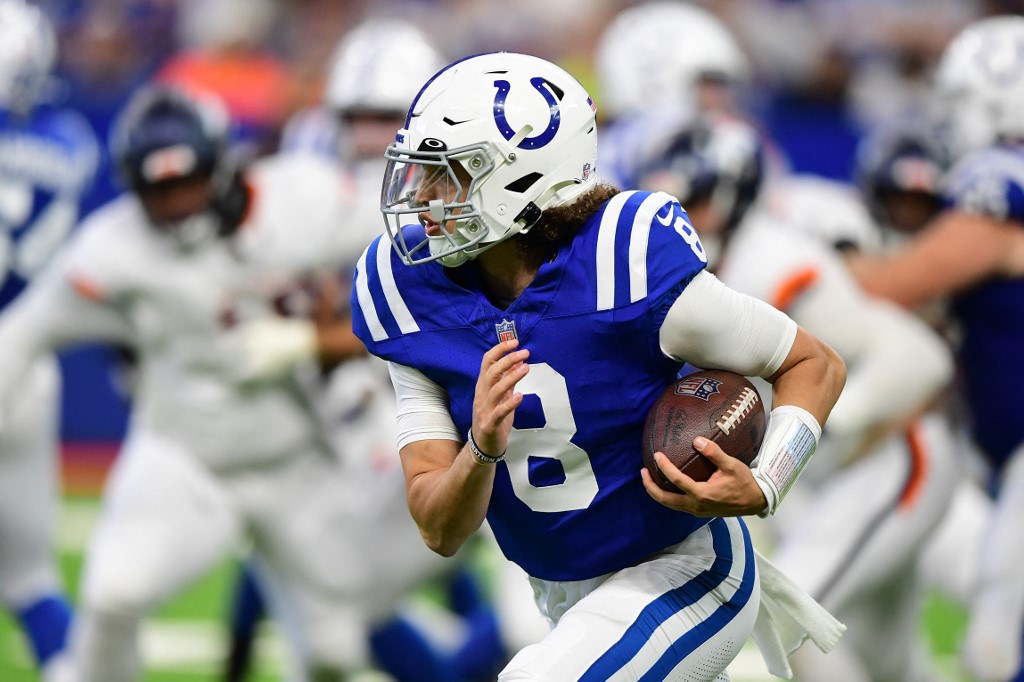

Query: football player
853;117;995;612
845;17;1024;681
0;85;388;681
350;51;848;680
633;112;959;681
0;2;100;679
594;1;751;191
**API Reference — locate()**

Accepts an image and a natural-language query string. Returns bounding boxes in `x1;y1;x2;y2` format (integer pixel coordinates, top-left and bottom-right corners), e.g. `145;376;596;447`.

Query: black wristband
467;429;505;464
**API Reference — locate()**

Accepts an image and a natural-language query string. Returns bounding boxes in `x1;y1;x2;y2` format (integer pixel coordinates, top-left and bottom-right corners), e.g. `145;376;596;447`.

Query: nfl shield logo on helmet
675;376;722;401
495;319;518;343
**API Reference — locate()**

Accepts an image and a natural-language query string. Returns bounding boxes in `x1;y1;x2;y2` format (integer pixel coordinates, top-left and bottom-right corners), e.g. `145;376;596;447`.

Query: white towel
750;549;846;679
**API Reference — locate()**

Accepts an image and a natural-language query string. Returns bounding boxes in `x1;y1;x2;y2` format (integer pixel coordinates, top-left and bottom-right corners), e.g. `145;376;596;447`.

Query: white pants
500;517;759;681
963;441;1024;681
771;413;958;681
71;428;405;681
0;357;61;607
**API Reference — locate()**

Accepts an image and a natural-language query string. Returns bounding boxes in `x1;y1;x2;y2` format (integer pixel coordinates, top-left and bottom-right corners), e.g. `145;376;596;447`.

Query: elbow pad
751;405;822;517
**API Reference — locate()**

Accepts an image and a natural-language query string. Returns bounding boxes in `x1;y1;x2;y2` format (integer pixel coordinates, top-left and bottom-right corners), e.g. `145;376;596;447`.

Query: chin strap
750;405;822;517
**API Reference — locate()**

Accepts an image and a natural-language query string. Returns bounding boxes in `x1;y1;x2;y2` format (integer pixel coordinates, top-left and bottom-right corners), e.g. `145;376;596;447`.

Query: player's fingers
653;451;702;496
483;349;530;386
640;467;668;501
693;437;737;470
641;468;701;514
481;339;520;370
491;360;529;396
494;391;524;420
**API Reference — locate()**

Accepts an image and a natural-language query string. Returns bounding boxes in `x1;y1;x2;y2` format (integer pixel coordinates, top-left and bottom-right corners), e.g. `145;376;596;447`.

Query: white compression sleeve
659;270;797;379
388;361;462;450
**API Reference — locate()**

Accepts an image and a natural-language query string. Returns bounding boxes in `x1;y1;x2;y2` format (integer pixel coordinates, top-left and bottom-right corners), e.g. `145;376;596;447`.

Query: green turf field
0;495;286;682
0;493;976;682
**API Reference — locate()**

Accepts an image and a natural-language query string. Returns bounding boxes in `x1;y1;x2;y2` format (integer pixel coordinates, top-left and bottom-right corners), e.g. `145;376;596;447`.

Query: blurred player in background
351;50;848;680
0;2;100;679
847;16;1024;681
156;0;293;157
594;0;752;192
633;111;958;681
282;17;449;242
0;85;388;681
226;18;518;681
854;117;996;614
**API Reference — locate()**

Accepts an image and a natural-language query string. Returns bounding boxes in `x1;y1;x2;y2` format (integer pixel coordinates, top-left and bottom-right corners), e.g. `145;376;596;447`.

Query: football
642;369;766;491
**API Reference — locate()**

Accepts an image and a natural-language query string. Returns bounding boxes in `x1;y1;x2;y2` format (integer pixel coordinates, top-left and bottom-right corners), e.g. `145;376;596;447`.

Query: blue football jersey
352;190;712;581
943;144;1024;464
0;105;99;310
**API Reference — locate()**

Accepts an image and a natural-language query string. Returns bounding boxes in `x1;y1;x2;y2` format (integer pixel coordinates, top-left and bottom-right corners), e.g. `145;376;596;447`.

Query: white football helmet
767;175;882;253
325;18;445;117
0;0;56;114
934;15;1024;156
596;1;749;119
381;52;598;267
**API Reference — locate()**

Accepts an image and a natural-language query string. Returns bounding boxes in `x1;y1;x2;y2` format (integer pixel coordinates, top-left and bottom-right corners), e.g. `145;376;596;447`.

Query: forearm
847;211;1010;308
768;327;845;427
315;314;368;366
825;305;951;437
748;328;844;515
0;269;126;388
390;361;496;555
402;440;496;556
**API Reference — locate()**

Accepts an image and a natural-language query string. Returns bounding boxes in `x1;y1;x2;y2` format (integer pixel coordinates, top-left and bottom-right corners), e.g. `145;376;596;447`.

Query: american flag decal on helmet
675;376;722;401
587;96;597;112
496;319;518;343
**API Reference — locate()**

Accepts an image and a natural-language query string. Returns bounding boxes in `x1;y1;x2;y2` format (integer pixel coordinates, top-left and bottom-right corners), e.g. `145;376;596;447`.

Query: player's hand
641;437;768;517
227;316;317;385
471;339;529;460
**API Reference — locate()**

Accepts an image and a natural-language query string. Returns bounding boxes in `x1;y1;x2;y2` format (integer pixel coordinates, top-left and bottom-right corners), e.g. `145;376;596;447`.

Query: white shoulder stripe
596;192;633;311
356;244;387;342
629;192;674;303
375;235;420;334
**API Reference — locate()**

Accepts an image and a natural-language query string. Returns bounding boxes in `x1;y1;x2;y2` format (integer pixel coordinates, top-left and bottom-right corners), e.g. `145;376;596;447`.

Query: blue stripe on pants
579;518;755;681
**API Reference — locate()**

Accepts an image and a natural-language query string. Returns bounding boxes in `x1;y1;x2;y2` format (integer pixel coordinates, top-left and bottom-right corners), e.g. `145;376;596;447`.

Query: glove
232;316;317;384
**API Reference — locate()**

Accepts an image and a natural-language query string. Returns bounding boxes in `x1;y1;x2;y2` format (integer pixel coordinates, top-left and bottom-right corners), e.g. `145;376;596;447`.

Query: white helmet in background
0;0;56;114
325;18;445;117
767;175;882;253
177;0;277;50
596;1;749;119
934;15;1024;156
382;52;598;267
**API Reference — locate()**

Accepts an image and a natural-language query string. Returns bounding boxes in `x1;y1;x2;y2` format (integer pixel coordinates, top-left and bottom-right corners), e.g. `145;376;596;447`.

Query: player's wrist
751;471;779;518
750;405;820;516
467;429;505;465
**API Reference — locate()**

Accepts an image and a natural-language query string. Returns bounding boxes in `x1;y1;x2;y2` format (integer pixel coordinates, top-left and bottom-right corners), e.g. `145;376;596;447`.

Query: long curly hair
516;183;620;263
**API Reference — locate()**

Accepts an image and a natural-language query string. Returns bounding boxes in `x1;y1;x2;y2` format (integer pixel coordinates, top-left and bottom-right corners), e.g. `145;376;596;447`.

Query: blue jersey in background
943;144;1024;467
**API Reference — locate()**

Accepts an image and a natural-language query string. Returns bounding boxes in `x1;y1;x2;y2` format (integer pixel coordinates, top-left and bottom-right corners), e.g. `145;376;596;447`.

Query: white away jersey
58;154;352;469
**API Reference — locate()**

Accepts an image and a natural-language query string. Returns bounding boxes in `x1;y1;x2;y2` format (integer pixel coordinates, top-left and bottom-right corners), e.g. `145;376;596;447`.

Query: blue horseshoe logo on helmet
493;77;560;150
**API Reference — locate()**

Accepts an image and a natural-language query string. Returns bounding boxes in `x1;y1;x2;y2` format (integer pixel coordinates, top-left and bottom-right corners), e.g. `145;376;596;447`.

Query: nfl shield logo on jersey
495;319;518;343
675;376;722;401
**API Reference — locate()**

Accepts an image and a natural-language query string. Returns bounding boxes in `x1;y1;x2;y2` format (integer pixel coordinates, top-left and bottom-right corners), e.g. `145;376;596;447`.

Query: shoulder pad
944;146;1024;222
591;190;708;311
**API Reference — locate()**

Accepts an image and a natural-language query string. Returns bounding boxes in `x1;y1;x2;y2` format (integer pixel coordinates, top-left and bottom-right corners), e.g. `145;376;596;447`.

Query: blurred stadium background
3;0;1018;679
